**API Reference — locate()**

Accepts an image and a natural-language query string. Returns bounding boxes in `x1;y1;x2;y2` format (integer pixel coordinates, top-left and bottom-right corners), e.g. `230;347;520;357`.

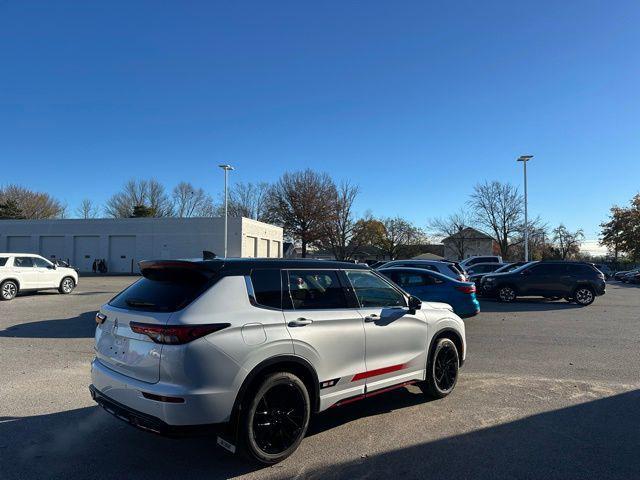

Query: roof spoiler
138;260;223;280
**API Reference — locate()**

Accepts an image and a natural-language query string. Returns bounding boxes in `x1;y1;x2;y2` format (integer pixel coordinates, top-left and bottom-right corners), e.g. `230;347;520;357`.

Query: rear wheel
497;285;516;303
420;338;460;399
1;280;18;301
59;277;75;294
240;372;310;465
574;286;595;306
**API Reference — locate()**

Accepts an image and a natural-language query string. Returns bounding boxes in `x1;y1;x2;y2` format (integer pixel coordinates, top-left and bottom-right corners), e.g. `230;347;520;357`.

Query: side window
529;264;565;275
287;270;348;310
14;257;34;268
33;257;52;268
395;272;429;287
345;270;407;308
0;257;8;267
566;264;595;275
249;269;282;309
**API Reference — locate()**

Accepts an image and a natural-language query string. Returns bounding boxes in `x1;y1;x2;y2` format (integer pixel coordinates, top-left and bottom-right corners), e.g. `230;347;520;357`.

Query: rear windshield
0;257;7;267
109;273;216;312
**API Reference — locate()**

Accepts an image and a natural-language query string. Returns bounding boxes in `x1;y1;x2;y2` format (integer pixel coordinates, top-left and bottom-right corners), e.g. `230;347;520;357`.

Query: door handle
288;318;313;327
364;314;380;322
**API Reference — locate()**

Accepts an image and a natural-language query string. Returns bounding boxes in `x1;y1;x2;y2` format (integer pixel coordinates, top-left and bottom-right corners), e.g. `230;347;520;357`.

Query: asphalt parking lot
1;277;639;480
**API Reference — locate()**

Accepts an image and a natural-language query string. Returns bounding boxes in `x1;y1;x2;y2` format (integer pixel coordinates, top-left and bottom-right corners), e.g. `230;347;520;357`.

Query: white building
0;217;283;273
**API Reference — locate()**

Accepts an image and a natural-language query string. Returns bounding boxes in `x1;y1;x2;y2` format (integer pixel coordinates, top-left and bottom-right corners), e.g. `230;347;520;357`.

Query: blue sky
1;1;639;242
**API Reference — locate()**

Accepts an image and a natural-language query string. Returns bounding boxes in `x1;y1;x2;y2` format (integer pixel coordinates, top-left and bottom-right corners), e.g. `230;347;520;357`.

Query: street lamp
218;164;235;258
517;155;533;261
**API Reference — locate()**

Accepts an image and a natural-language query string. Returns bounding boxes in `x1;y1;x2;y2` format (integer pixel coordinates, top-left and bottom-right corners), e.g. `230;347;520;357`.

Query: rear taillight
456;285;476;294
95;313;107;325
130;322;230;344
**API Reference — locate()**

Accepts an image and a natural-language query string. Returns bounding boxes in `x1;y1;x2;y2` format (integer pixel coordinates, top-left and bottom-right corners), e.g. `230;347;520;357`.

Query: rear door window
14;257;34;268
249;269;282;309
286;270;348;310
0;257;8;267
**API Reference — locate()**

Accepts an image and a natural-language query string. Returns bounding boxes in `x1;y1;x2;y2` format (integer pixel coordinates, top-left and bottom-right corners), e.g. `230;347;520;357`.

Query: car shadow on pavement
305;389;640;480
478;298;583;313
0;405;260;480
308;386;430;437
0;311;96;338
2;389;638;480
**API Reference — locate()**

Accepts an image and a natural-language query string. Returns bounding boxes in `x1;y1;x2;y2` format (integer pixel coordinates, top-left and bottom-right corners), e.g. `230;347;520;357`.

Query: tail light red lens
456;285;476;294
95;313;107;325
130;322;230;344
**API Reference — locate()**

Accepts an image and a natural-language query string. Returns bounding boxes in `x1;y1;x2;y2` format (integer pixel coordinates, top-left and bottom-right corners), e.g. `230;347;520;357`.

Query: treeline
1;172;591;261
601;193;640;261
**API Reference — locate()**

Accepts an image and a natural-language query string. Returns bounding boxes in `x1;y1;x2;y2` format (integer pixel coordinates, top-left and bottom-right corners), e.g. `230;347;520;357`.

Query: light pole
218;164;234;258
517;155;533;261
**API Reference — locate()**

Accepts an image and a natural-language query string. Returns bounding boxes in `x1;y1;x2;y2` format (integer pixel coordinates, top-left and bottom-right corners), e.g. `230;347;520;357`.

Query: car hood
421;301;454;312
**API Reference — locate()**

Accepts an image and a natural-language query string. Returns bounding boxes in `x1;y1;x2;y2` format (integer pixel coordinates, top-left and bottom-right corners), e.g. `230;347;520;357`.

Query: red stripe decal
351;363;406;382
330;381;417;408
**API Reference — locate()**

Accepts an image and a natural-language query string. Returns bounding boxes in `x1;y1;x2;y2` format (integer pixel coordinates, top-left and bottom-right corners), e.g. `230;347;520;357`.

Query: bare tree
0;184;64;219
429;210;474;260
105;179;173;218
76;198;99;219
172;182;215;218
264;169;336;257
552;224;584;260
374;216;424;260
227;182;270;220
469;181;523;258
317;181;361;261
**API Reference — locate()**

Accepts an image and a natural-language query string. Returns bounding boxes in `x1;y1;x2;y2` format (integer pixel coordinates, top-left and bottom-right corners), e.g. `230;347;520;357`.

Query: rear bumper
89;384;223;437
91;357;238;426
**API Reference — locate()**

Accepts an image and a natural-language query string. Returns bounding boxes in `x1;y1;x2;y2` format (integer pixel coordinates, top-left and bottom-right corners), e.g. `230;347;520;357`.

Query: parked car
376;259;467;282
613;270;631;281
0;253;79;301
593;264;613;279
380;267;480;318
629;271;640;284
90;259;466;464
480;261;606;305
466;262;507;288
459;255;503;269
621;269;640;283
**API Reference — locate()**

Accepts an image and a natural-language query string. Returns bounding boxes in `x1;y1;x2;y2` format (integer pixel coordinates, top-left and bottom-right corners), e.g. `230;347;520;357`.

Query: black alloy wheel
242;372;310;464
420;338;460;399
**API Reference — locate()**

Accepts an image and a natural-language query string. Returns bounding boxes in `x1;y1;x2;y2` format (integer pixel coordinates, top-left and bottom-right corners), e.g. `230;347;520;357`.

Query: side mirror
408;295;422;314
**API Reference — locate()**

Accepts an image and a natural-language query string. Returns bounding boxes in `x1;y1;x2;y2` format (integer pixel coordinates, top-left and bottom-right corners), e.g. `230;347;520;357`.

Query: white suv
90;259;466;464
0;253;79;301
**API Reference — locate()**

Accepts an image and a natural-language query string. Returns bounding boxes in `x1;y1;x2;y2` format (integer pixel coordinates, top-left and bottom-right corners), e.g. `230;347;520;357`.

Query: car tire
58;277;76;294
497;285;517;303
420;338;460;399
240;371;310;465
1;280;18;301
573;286;595;306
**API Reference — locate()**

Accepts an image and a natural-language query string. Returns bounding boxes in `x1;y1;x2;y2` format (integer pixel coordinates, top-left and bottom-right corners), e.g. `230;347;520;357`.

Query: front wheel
574;286;595;306
59;277;76;294
240;372;310;465
420;338;460;399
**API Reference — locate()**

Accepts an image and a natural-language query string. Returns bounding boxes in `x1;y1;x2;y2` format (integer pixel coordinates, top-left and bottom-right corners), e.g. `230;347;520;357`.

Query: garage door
244;236;257;258
109;236;136;273
258;238;269;257
40;236;66;262
7;236;32;253
74;236;100;272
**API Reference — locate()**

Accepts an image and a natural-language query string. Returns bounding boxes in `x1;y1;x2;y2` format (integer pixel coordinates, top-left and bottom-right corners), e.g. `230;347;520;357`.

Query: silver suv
90;259;466;464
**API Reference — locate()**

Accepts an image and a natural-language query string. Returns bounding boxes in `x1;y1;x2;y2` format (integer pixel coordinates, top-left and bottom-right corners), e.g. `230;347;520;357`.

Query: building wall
0;217;283;273
443;238;494;261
